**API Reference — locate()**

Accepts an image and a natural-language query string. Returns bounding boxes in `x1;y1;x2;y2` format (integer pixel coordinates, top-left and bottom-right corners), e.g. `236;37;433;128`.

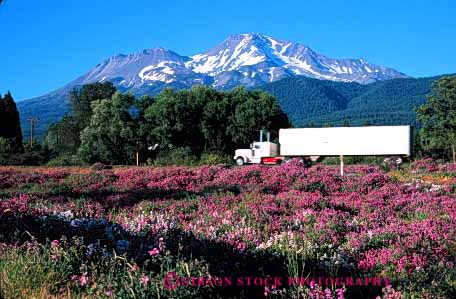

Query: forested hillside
260;75;446;127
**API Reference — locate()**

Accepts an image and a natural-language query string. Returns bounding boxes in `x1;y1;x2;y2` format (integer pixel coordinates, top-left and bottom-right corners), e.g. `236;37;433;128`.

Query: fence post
340;155;344;176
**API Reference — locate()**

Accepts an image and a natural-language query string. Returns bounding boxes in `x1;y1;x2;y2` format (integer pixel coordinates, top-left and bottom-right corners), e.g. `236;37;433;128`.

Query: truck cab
234;141;278;165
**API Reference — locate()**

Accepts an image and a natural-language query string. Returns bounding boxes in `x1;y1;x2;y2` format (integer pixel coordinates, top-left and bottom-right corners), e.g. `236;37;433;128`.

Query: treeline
2;75;456;165
43;83;289;165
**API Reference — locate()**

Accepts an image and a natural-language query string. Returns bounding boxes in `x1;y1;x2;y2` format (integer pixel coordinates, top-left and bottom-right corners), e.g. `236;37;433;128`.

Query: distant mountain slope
17;32;408;139
17;89;71;139
259;75;445;127
259;77;367;125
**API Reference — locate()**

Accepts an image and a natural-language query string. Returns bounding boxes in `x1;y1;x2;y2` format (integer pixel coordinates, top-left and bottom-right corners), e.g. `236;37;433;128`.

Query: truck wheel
235;157;245;166
384;156;403;169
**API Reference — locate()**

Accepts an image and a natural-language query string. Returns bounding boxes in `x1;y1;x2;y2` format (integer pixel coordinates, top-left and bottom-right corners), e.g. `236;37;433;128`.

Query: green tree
198;87;229;153
45;115;79;154
144;86;210;156
78;92;137;164
0;92;23;152
225;87;290;151
45;82;116;155
135;95;156;162
416;75;456;162
144;86;290;157
70;82;117;131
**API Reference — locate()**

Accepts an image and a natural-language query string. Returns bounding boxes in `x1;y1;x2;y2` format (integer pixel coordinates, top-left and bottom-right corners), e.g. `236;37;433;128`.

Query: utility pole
136;141;140;166
27;117;39;148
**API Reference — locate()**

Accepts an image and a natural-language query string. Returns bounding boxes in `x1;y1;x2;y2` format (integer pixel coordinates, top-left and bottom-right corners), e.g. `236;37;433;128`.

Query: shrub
198;153;231;165
46;153;85;166
153;147;198;166
411;158;438;173
91;162;112;171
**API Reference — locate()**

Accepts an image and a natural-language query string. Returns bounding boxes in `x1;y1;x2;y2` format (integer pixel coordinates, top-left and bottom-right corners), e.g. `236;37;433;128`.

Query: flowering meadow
0;160;455;298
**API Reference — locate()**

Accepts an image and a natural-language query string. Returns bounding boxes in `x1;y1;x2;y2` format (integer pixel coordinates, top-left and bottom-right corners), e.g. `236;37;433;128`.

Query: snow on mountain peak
75;33;408;93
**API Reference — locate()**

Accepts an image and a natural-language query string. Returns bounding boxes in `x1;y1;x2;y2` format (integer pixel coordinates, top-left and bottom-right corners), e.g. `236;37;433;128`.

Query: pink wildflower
140;275;150;286
79;272;89;286
264;286;270;296
336;288;345;299
325;288;333;299
148;248;160;256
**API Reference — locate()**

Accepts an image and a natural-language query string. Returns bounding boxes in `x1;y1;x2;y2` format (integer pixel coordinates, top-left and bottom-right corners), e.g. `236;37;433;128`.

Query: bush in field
152;147;198;166
411;158;438;173
198;153;231;165
46;153;85;166
91;162;112;171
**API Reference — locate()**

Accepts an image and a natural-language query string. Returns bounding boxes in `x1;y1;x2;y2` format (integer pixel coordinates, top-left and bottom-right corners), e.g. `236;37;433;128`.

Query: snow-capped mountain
69;47;214;94
18;33;409;138
68;33;408;94
188;33;407;87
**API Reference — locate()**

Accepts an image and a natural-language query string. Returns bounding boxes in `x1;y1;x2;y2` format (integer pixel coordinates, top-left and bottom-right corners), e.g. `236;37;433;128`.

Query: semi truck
233;126;412;175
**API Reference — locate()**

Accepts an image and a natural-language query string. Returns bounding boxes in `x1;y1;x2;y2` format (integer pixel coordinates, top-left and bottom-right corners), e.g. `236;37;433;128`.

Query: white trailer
279;126;411;156
233;126;412;175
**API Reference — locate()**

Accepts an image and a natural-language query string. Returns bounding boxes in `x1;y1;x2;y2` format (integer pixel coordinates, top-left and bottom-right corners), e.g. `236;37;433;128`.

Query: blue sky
1;0;455;100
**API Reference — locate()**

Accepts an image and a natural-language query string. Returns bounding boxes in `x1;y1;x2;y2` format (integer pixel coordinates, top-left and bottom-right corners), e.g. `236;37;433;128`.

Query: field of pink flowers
0;159;455;298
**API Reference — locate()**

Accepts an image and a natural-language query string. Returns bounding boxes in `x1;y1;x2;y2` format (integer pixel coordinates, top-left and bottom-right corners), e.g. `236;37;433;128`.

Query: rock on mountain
18;32;409;138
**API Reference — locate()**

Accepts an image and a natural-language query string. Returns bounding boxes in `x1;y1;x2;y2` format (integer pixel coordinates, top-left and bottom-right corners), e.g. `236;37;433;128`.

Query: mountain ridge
17;32;410;138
